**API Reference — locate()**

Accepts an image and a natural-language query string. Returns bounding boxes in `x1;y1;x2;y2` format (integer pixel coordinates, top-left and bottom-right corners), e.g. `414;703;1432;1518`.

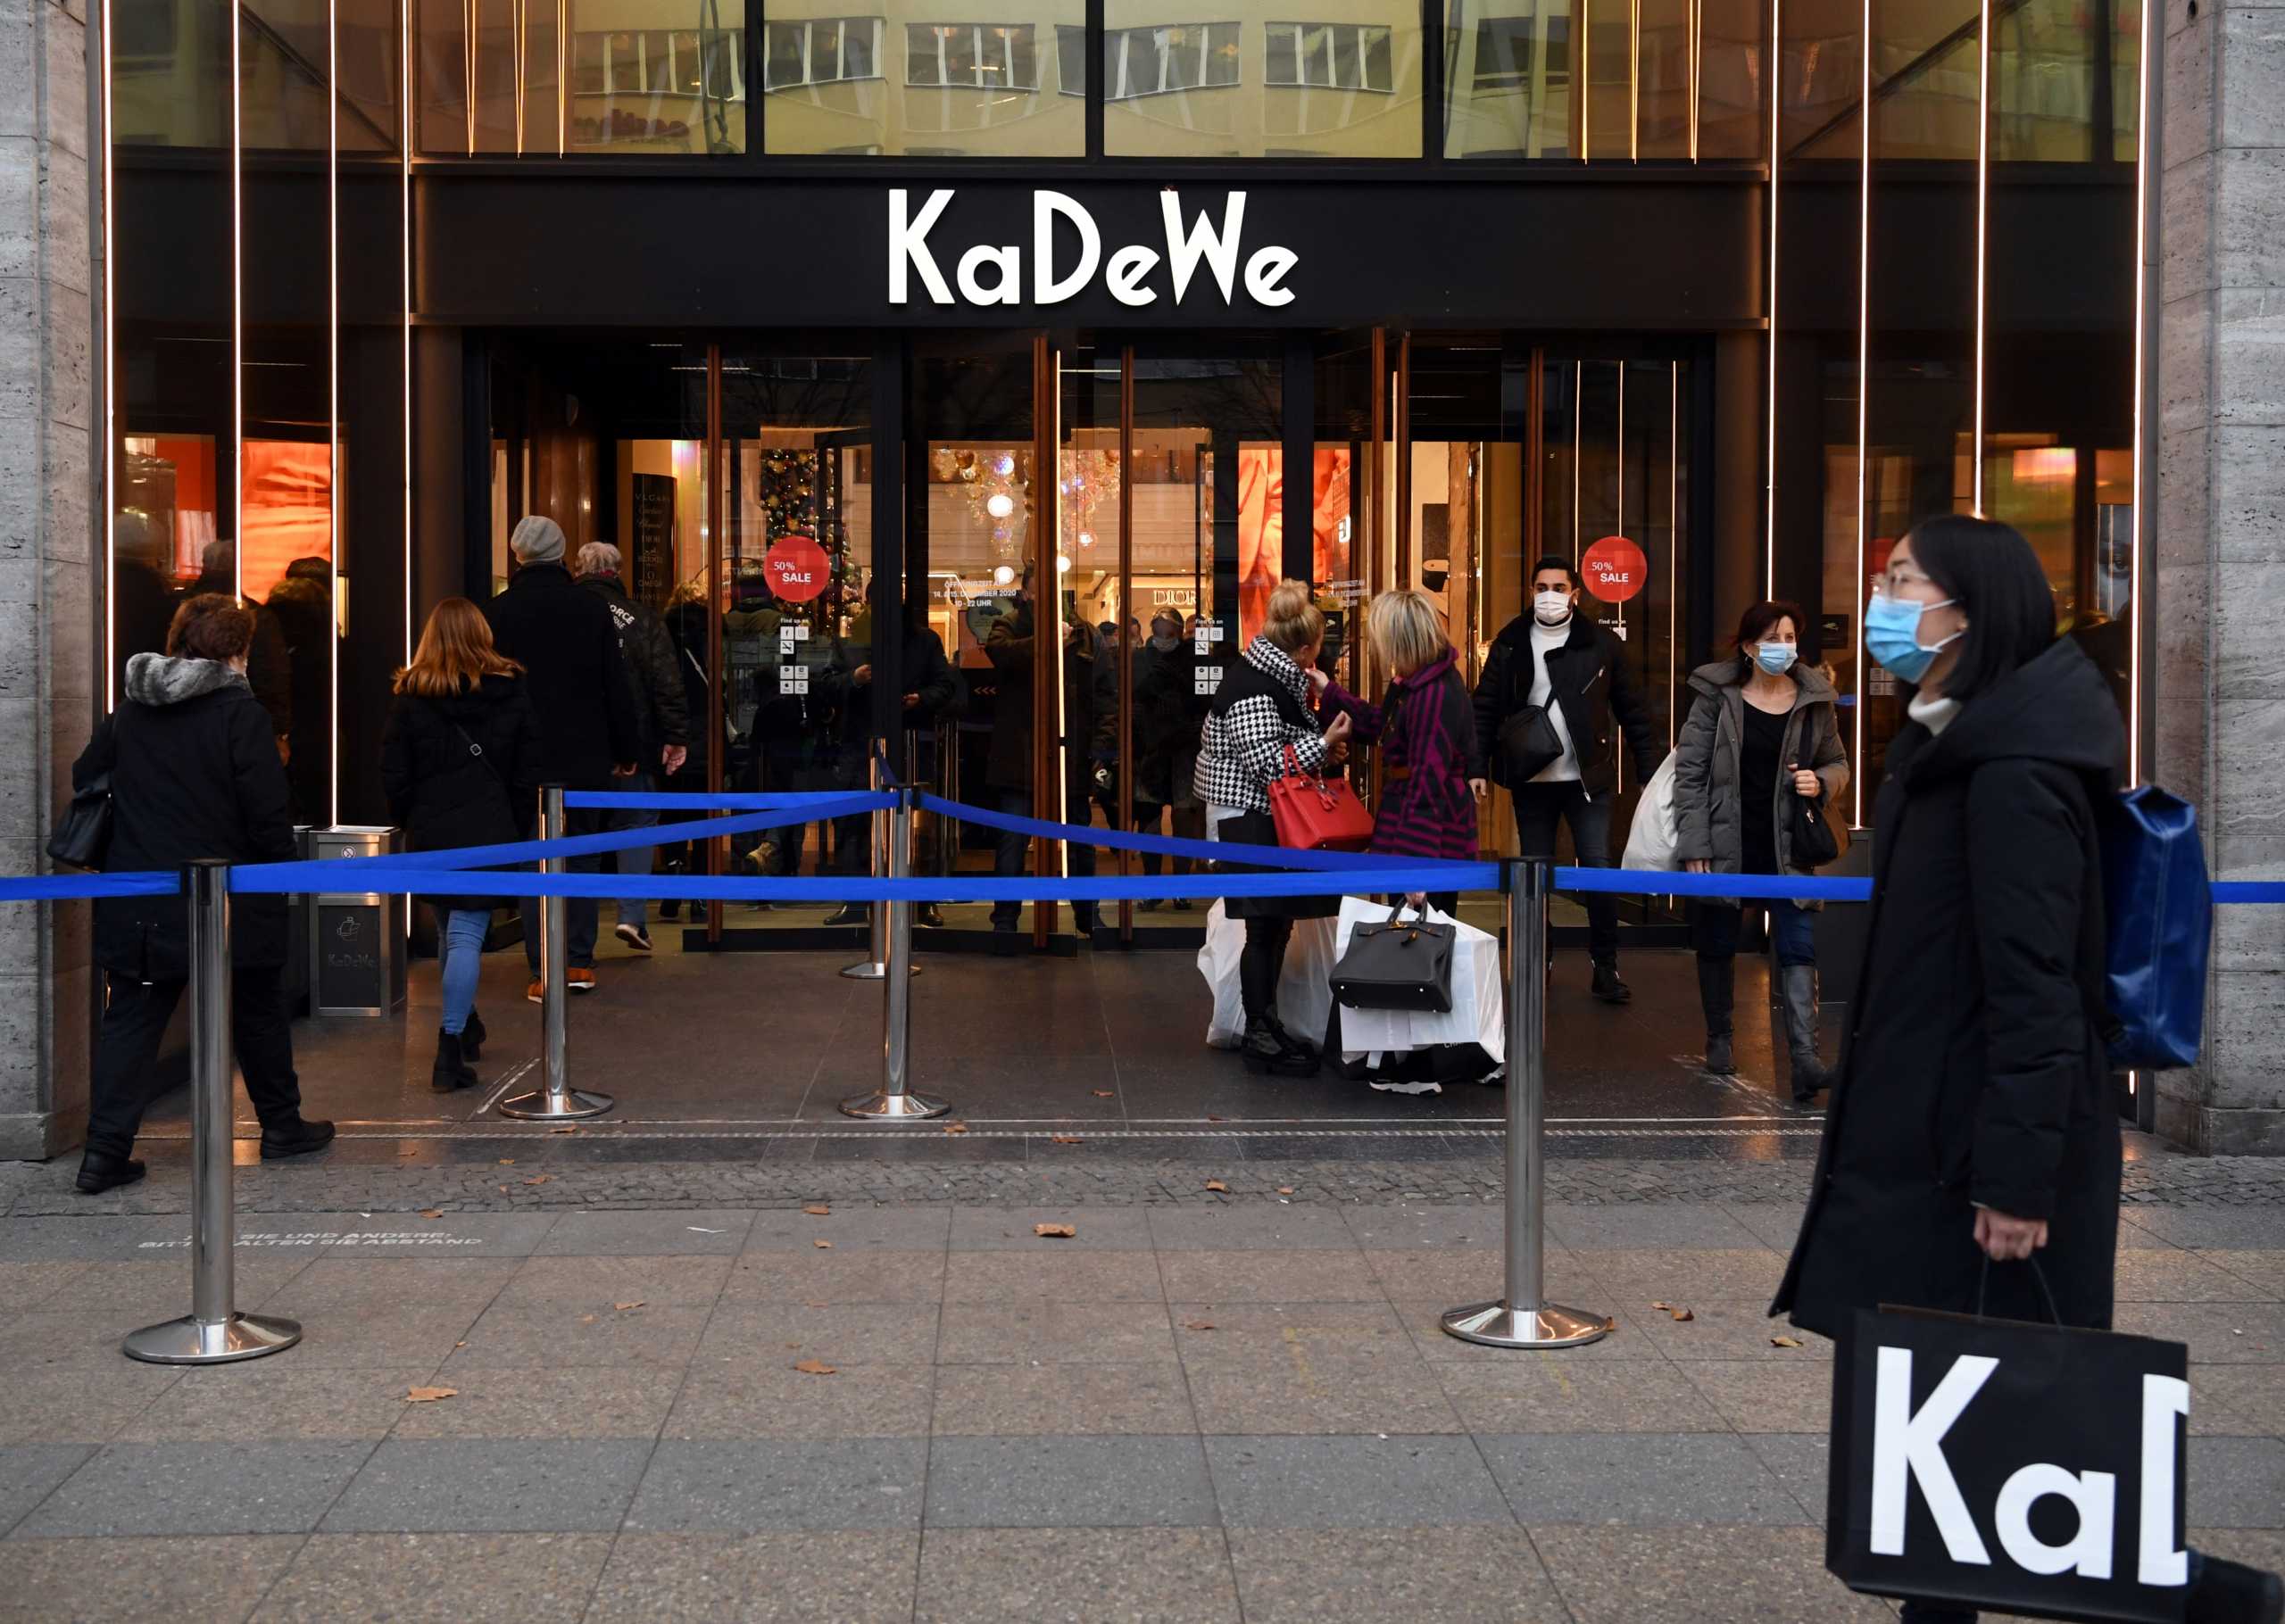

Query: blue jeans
1692;896;1817;968
439;908;492;1035
611;770;661;931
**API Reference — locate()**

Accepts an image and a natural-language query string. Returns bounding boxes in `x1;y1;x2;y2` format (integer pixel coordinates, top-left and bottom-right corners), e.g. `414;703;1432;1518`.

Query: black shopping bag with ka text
1827;1291;2191;1623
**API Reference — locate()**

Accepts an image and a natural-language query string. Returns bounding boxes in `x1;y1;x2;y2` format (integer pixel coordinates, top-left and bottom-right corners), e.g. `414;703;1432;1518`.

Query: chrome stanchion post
124;861;301;1363
842;750;916;982
1442;858;1609;1349
502;783;611;1121
842;787;948;1120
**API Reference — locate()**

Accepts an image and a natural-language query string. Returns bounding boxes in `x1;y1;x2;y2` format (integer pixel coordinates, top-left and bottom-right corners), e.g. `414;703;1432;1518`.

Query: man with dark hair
1474;555;1663;1003
484;516;642;998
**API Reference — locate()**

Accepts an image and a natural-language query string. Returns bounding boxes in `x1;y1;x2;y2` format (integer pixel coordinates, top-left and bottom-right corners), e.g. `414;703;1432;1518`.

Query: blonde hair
1259;579;1325;657
395;598;523;697
1367;589;1449;680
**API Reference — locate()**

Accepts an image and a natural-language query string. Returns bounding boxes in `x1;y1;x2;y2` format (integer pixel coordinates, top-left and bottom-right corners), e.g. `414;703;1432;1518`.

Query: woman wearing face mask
1671;600;1848;1097
1770;517;2280;1624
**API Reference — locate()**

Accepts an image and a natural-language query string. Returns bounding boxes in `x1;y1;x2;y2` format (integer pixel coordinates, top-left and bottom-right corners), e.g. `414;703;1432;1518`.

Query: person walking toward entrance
1672;599;1849;1095
71;595;336;1194
483;516;642;999
1131;609;1209;910
382;599;542;1091
575;542;690;952
1474;556;1662;1002
1770;516;2281;1624
1195;579;1352;1075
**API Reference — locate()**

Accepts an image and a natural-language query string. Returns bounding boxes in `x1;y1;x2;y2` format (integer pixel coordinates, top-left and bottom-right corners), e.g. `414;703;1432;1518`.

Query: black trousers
1239;916;1292;1023
1511;781;1618;965
87;965;303;1159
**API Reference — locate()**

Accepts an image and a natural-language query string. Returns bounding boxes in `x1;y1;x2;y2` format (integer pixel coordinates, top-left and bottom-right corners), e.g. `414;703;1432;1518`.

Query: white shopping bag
1199;901;1341;1049
1620;750;1681;871
1331;898;1505;1064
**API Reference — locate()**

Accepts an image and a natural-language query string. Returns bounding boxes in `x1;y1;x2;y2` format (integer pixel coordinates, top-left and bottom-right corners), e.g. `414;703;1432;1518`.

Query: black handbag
1790;783;1840;868
47;773;113;871
1495;705;1566;787
1331;907;1457;1013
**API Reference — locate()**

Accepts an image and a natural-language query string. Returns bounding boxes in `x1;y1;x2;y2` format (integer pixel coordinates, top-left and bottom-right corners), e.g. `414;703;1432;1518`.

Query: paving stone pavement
1;1193;2281;1621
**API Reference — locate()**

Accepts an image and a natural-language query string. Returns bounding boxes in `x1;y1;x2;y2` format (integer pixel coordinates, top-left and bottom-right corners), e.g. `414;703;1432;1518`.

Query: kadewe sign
1583;535;1648;604
764;534;828;603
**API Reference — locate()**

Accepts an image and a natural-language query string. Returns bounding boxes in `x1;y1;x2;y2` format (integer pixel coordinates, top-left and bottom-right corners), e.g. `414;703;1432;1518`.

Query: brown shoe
567;967;597;993
525;978;544;1004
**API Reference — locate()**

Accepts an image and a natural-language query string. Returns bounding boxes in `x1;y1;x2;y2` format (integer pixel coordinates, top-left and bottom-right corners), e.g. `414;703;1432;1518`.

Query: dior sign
887;188;1298;310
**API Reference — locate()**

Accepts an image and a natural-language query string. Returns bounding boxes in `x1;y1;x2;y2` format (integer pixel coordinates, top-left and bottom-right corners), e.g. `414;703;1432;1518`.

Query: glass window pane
1057;23;1086;91
847;18;877;75
1110;8;1418;153
778;9;1068;146
1265;21;1298;82
1447;0;1572;154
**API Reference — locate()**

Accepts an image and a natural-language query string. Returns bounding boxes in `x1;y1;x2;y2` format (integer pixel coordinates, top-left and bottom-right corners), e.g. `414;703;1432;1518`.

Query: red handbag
1267;743;1375;851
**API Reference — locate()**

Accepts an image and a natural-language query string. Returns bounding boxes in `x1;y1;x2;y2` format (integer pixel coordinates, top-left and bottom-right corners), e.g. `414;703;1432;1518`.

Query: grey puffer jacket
1671;657;1849;909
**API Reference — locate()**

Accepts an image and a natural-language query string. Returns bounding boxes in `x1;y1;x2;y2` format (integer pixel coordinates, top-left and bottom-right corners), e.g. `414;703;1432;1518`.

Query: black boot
259;1117;337;1160
1241;1015;1319;1076
76;1150;145;1195
1779;965;1830;1103
461;1007;486;1061
1591;961;1633;1004
431;1028;478;1092
1697;956;1736;1076
918;904;945;929
2189;1554;2284;1624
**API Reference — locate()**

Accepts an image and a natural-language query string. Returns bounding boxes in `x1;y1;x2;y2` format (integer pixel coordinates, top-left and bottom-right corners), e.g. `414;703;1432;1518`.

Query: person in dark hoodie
1672;599;1849;1097
186;540;293;756
70;594;335;1194
265;555;335;823
657;575;714;920
819;604;959;929
381;598;543;1092
482;516;642;998
1769;516;2279;1624
575;541;690;952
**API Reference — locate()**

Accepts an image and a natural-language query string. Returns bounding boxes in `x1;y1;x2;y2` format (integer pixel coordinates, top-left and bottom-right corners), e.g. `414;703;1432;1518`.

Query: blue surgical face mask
1754;642;1798;675
1865;589;1962;684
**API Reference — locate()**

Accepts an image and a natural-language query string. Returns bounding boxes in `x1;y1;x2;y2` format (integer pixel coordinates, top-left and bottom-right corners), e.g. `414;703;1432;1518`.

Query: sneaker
918;904;945;929
567;967;597;994
259;1118;337;1160
525;978;544;1004
615;923;652;952
1172;898;1193;912
75;1151;145;1194
1591;963;1633;1004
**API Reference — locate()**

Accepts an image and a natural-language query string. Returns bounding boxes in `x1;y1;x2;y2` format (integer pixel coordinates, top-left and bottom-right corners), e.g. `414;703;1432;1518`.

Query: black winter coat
663;601;715;783
1473;613;1661;795
76;654;296;978
482;562;642;790
579;573;690;762
1773;638;2126;1339
983;602;1117;792
379;675;544;914
1133;640;1208;804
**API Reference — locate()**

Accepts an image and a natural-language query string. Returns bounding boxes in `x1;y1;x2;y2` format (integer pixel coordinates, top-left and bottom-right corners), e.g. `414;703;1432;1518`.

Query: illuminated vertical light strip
100;0;115;711
1616;361;1627;792
557;0;567;153
465;0;476;153
512;0;525;153
1763;0;1780;595
1572;360;1583;561
1853;0;1871;826
1972;0;1990;514
1630;0;1641;160
329;0;341;825
1669;361;1679;750
1581;0;1591;160
231;0;244;598
1689;0;1701;161
403;0;415;664
2129;0;2152;785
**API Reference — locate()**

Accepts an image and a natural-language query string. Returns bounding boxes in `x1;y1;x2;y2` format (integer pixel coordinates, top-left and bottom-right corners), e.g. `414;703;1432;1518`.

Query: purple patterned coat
1320;650;1486;862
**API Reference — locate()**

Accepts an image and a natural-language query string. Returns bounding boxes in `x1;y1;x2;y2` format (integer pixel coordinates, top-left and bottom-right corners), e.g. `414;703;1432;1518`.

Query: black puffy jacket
482;562;642;790
76;654;297;978
579;572;690;764
1773;638;2126;1338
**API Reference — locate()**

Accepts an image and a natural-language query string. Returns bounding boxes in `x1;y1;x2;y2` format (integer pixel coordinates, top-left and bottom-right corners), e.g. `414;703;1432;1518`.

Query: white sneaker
614;923;652;952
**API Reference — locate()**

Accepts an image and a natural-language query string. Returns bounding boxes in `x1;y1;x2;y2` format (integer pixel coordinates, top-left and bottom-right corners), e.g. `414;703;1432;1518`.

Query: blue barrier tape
236;795;893;884
913;791;1466;875
2212;881;2285;904
1552;866;1874;902
563;791;857;811
0;871;180;901
226;865;1496;902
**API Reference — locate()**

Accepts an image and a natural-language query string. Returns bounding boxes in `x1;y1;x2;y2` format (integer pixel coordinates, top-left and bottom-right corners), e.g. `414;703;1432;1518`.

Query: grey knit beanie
510;514;566;564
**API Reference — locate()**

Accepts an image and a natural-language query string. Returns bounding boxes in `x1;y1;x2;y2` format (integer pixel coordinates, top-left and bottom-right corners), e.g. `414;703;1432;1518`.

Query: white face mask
1533;591;1574;626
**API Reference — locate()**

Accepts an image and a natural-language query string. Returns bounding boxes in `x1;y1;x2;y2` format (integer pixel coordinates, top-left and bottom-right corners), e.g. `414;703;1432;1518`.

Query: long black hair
1896;515;2056;704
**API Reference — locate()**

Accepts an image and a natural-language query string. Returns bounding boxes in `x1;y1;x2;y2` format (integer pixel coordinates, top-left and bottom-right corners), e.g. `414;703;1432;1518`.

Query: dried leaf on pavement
1034;1222;1076;1239
1770;1335;1804;1348
1651;1300;1695;1322
549;1125;579;1135
1275;1187;1295;1196
613;1301;645;1312
498;1159;515;1166
419;1209;443;1220
813;1239;833;1249
523;1175;553;1187
793;1359;837;1376
404;1387;457;1404
1183;1320;1216;1331
943;1123;969;1135
1092;1090;1115;1098
1050;1135;1083;1145
1204;1180;1228;1192
803;1205;830;1216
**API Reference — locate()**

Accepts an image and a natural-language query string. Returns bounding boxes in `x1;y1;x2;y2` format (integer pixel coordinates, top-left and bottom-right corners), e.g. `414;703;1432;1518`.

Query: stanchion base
839;961;920;981
1439;1300;1611;1349
498;1087;614;1121
123;1311;302;1365
839;1090;951;1120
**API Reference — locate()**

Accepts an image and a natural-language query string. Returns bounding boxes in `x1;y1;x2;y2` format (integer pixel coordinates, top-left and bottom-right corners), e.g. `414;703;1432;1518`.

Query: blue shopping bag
2098;786;2211;1072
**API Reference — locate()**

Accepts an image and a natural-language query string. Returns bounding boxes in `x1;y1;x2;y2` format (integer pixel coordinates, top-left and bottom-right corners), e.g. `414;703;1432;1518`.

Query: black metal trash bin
307;825;407;1017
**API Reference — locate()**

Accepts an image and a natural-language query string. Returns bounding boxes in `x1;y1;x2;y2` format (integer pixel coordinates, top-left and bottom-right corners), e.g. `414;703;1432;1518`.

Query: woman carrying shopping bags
381;598;543;1092
1316;588;1488;911
1671;599;1848;1098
